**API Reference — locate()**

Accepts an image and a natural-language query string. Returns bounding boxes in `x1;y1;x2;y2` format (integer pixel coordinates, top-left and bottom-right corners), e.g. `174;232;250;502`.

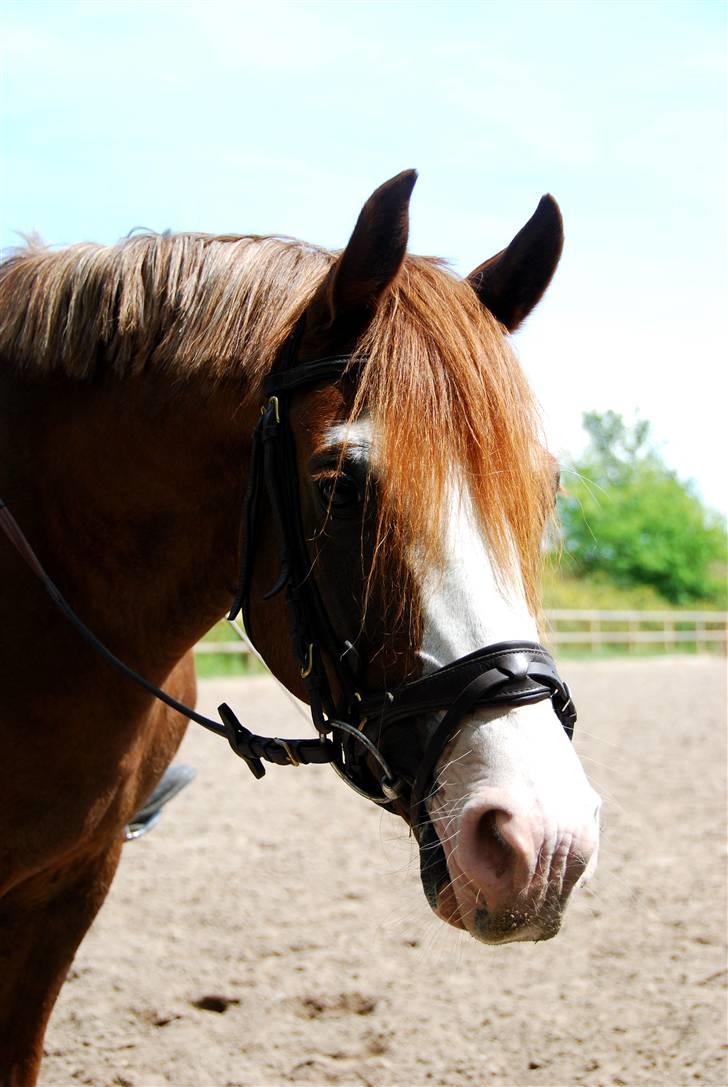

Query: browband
264;355;361;395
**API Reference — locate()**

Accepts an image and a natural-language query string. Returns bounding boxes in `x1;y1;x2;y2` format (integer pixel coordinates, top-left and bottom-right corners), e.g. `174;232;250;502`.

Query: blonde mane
0;233;551;610
0;233;334;382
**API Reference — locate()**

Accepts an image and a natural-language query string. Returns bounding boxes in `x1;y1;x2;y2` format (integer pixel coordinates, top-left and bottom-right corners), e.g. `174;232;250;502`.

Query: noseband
0;320;576;835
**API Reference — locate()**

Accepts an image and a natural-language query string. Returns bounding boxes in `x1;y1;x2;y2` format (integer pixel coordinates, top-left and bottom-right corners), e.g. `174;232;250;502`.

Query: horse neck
1;369;255;678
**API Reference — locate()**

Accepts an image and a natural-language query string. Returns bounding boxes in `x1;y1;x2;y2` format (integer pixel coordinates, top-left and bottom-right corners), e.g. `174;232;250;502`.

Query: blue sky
2;0;726;512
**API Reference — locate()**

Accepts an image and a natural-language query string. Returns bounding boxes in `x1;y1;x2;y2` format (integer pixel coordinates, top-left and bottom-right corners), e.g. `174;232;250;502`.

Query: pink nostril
456;803;536;914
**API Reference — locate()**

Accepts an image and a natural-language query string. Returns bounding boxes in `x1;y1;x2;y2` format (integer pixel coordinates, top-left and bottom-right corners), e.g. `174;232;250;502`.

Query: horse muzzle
418;704;601;944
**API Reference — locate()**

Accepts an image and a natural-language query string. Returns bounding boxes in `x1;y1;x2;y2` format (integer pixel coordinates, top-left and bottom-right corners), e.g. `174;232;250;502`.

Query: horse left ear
467;195;564;332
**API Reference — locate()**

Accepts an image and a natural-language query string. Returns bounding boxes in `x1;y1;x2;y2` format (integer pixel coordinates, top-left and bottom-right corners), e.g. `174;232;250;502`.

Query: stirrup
124;763;196;841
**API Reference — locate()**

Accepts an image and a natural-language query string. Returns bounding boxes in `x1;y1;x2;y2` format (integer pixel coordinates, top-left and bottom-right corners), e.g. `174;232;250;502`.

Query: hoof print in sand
191;994;240;1014
293;992;377;1019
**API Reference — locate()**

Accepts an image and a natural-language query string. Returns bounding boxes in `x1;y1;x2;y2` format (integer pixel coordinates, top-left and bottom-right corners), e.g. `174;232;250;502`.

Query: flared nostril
473;809;513;880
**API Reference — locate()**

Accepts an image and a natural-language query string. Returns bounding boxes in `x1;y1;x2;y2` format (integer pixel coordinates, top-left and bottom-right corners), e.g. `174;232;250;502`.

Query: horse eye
317;474;362;513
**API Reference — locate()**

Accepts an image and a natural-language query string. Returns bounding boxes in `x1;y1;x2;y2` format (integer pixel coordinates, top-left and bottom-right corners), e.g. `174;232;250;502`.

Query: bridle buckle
300;642;314;679
275;738;300;767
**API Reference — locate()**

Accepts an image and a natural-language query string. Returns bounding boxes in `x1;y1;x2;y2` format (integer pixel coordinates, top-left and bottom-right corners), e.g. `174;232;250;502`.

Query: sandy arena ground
42;658;726;1087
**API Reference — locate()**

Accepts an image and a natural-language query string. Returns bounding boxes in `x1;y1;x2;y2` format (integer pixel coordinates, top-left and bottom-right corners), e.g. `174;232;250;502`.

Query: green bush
556;412;727;606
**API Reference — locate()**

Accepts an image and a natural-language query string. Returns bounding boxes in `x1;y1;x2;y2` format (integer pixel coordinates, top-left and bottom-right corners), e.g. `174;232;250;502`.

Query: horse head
242;172;601;944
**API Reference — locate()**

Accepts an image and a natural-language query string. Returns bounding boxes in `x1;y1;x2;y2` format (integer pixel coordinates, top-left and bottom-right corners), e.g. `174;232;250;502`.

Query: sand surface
43;658;727;1087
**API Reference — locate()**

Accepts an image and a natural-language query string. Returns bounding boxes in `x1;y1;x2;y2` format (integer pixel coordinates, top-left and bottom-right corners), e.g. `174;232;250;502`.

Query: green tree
558;412;727;605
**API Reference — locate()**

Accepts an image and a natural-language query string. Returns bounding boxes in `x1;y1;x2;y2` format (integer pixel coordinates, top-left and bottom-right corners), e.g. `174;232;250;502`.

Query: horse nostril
473;809;514;880
455;800;537;915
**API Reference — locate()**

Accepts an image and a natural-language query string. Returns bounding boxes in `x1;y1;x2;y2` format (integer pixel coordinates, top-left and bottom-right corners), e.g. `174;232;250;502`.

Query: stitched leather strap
359;642;574;731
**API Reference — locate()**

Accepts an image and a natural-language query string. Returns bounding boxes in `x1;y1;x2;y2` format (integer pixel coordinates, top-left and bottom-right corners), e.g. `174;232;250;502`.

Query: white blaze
417;478;600;925
418;485;539;670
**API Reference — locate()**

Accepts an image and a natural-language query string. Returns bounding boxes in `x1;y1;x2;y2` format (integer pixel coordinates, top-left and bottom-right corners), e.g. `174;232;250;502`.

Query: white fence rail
195;610;728;656
545;610;727;651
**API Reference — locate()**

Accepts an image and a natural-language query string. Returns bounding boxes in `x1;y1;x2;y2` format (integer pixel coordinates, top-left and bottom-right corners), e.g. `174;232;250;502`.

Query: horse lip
433;878;467;930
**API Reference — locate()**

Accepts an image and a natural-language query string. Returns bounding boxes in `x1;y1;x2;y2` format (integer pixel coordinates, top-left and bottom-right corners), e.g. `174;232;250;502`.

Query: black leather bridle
0;318;576;839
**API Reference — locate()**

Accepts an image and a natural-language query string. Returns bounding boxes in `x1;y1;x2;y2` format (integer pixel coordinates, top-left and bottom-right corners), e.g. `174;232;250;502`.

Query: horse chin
431;877;564;944
417;833;562;943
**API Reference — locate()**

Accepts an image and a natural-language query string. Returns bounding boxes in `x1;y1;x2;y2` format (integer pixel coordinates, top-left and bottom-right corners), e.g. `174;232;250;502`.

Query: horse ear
309;169;417;334
467;195;564;332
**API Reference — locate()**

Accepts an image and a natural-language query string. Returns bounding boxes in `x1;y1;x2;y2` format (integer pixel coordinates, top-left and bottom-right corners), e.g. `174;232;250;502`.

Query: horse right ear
307;170;417;338
467;195;564;332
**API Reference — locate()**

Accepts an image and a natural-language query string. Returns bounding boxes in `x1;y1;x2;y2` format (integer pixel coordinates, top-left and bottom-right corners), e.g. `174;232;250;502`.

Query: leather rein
0;322;577;833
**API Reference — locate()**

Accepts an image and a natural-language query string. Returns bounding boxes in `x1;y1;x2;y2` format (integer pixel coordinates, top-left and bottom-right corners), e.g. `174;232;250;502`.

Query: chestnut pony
0;172;600;1085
